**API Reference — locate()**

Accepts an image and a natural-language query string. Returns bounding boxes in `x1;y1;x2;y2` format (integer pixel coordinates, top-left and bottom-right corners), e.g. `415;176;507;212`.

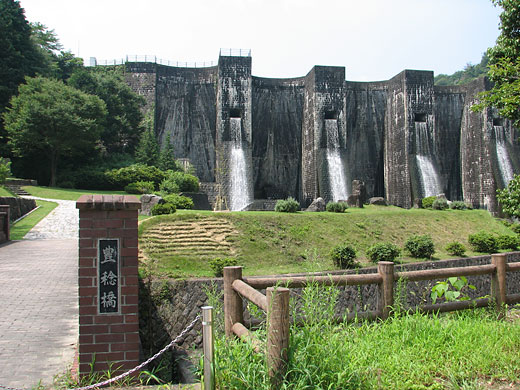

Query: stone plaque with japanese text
98;239;119;314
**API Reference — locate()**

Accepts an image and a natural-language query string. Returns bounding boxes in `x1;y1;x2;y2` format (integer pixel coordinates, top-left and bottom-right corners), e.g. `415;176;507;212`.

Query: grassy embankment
139;206;516;278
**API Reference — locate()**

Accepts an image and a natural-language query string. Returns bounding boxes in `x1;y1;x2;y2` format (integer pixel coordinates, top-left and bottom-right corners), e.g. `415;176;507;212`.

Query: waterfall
494;125;514;185
229;117;251;211
325;119;349;201
415;122;441;197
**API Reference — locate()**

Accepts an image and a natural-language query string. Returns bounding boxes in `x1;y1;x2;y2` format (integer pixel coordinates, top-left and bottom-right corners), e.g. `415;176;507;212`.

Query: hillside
434;53;488;86
138;206;515;278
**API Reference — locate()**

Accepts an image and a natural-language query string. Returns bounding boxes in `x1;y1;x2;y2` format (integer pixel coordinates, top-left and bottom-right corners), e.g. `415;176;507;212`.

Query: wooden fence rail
223;253;519;389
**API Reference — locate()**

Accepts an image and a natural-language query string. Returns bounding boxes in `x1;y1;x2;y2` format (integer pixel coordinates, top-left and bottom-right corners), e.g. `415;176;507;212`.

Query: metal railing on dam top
89;48;251;67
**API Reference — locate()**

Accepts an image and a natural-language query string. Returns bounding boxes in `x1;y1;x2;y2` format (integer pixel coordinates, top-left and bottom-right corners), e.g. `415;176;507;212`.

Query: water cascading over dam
494;125;514;185
415;122;442;197
229;117;252;210
325;119;349;201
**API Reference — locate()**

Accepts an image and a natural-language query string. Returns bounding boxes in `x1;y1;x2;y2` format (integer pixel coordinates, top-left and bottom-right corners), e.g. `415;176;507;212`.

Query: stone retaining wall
139;252;520;353
0;197;37;222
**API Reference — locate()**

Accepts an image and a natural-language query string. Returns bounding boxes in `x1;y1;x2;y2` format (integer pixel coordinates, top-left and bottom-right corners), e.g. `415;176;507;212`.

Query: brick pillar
76;195;141;376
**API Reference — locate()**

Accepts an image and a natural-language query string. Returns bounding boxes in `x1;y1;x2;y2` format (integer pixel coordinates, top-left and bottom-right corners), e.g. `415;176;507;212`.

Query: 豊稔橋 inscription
98;239;119;314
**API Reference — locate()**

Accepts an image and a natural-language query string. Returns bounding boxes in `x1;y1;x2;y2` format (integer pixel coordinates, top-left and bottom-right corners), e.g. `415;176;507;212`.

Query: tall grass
207;283;520;389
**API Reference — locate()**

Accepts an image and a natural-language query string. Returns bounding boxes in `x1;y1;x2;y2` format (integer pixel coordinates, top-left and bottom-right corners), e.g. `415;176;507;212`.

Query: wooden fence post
491;254;507;318
224;266;243;337
266;287;290;390
378;262;394;320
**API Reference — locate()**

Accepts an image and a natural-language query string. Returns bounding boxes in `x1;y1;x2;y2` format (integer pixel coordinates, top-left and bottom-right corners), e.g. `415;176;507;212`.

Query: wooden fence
223;253;520;388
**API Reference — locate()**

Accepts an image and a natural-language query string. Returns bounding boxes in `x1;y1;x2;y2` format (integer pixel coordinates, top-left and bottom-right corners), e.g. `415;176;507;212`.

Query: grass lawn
139;206;517;278
22;185;128;201
0;186;13;196
10;199;58;240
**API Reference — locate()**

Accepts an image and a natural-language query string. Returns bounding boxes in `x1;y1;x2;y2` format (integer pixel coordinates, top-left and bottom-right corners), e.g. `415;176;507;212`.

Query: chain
0;314;201;390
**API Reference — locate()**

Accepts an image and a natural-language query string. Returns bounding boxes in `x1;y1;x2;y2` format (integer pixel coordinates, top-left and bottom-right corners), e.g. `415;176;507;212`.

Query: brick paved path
0;198;78;388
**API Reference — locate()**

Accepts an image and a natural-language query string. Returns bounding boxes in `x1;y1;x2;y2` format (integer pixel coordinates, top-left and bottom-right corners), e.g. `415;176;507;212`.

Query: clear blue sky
18;0;501;81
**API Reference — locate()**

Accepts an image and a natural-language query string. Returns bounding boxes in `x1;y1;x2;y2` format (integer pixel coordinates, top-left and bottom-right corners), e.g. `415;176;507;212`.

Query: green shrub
330;243;358;269
159;171;199;194
275;197;300;213
124;181;155;194
0;157;11;184
326;202;348;213
59;167;115;190
497;234;520;250
468;231;499;253
449;201;467;210
422;196;436;209
404;234;435;258
445;241;466;257
106;164;167;190
151;202;176;216
163;194;194;210
432;198;449;210
208;257;238;277
511;224;520;234
366;242;401;263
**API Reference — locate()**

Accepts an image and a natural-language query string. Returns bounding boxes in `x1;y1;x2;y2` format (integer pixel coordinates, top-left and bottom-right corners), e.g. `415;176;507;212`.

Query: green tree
497;173;520;217
3;76;106;186
135;110;159;166
434;54;489;86
158;137;180;171
473;0;520;127
68;68;144;153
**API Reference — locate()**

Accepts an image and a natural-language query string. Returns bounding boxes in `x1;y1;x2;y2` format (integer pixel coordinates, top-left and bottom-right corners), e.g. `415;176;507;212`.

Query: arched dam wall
125;55;519;213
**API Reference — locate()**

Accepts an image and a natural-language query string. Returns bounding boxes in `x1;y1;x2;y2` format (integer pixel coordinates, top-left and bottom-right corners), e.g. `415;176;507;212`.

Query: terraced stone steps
140;217;238;260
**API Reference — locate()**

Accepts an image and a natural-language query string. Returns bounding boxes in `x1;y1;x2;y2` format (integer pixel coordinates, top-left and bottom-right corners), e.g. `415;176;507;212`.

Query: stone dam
124;53;520;214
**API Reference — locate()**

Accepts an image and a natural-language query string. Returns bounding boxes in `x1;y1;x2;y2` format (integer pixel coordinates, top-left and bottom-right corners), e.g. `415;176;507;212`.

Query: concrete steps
4;185;30;196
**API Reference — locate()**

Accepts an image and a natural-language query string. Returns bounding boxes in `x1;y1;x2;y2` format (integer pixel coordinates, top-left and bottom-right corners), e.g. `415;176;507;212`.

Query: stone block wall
140;253;520;353
0;197;36;222
124;54;518;213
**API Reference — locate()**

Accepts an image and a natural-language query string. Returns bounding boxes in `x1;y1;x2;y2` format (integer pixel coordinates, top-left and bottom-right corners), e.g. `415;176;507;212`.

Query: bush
208;257;238;277
159;170;199;194
422;196;436;209
124;181;155;194
449;201;467;210
59;167;115;190
366;243;401;263
511;224;520;234
106;164;167;190
275;197;300;213
445;241;466;257
404;234;435;258
468;231;499;253
326;202;348;213
330;243;359;269
151;202;176;216
163;194;194;210
497;234;520;250
432;198;448;210
0;157;11;184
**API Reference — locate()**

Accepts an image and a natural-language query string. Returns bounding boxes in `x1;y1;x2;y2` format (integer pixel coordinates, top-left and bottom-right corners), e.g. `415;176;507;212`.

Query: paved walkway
0;197;78;388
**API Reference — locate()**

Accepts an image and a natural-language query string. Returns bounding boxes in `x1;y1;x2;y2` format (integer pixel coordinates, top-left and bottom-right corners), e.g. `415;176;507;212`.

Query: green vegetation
430;276;476;304
10;199;57;240
138;206;516;278
151;203;176;216
326;201;348;213
124;181;155;195
22;185;127;200
208;257;239;277
445;241;466;257
473;0;520;127
468;231;500;253
275;197;300;213
449;200;468;210
404;234;435;259
497;174;520;218
434;53;489;86
432;198;448;210
209;283;520;389
0;186;13;197
329;243;358;269
421;196;436;209
366;242;401;264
